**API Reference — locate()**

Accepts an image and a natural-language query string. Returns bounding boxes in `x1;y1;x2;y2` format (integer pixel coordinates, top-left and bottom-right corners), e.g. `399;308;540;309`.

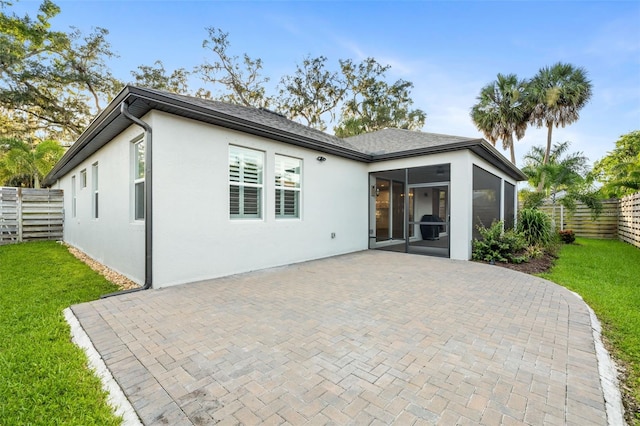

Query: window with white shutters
275;155;301;219
229;146;264;219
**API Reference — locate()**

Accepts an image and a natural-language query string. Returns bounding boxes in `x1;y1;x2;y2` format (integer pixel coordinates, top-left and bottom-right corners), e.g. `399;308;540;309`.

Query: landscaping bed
491;252;556;274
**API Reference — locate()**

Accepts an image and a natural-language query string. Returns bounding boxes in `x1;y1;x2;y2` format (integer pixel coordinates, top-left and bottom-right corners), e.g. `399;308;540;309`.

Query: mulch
490;253;557;275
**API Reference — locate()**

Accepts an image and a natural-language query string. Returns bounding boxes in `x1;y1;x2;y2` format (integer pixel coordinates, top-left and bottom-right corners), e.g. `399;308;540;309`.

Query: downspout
101;102;153;297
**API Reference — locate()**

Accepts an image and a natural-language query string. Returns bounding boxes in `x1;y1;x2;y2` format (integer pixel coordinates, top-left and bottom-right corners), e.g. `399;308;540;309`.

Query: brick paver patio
70;250;608;425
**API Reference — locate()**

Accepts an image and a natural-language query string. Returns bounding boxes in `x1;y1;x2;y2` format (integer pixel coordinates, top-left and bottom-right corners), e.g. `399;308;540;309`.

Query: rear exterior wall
151;112;369;287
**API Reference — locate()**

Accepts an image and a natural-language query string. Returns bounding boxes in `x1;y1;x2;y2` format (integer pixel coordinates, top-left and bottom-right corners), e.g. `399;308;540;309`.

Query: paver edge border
63;307;143;426
569;292;627;425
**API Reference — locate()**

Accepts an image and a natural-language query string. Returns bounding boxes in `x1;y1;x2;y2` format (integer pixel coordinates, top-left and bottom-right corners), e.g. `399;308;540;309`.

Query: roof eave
44;86;525;187
43;87;371;187
370;138;527;181
43;86;138;187
470;142;528;181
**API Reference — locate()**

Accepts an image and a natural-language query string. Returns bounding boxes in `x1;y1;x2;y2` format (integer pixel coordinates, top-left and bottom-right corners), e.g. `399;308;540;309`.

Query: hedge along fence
0;187;64;245
619;191;640;249
537;198;619;240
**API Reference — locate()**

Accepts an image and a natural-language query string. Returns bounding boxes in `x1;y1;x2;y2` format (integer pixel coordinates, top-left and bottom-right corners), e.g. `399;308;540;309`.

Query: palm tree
521;141;601;218
522;141;588;197
528;63;592;189
0;139;65;188
470;74;530;164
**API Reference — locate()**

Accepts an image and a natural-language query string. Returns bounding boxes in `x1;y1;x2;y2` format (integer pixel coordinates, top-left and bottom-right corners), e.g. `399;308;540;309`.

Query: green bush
524;244;545;259
558;229;576;244
517;208;553;246
472;221;527;264
519;190;546;210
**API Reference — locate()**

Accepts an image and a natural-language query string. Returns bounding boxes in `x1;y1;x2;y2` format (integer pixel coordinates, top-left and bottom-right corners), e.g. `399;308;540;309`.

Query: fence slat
0;187;19;244
537;199;619;240
619;192;640;249
531;193;639;248
0;187;64;245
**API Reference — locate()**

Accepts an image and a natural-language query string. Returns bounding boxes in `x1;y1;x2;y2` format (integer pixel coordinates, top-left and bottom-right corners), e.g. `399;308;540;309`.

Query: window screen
473;165;501;239
504;181;515;230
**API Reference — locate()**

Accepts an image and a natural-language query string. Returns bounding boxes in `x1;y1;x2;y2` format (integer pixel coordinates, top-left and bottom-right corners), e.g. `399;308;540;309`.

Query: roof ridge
343;127;476;141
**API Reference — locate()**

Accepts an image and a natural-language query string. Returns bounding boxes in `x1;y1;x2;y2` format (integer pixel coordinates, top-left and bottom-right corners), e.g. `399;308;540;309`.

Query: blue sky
13;0;640;167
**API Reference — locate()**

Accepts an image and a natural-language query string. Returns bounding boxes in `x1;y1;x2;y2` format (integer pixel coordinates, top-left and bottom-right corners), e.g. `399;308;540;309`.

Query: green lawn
539;238;640;424
0;241;122;425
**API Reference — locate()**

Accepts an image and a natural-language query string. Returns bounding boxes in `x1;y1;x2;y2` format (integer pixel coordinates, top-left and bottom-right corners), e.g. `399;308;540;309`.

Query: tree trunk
537;124;554;192
510;142;516;165
543;123;553;164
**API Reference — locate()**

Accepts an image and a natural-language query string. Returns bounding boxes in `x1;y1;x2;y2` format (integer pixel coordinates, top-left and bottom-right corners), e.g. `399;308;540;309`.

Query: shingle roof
140;88;359;152
43;86;526;186
344;128;477;155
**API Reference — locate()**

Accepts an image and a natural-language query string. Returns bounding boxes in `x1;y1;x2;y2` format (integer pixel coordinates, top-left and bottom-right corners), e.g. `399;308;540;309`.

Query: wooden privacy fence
619;192;640;248
534;192;640;247
537;199;619;239
0;187;63;245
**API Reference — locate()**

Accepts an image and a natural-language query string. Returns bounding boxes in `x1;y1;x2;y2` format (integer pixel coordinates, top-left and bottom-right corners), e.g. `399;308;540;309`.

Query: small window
275;155;301;218
229;145;263;219
92;162;99;219
133;139;145;220
80;169;87;188
71;175;77;218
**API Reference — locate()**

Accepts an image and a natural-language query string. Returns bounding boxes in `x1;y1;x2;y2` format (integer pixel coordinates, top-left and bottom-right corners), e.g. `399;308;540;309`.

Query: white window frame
229;145;264;219
91;162;99;219
132;137;145;221
275;154;302;219
71;175;77;218
80;169;87;189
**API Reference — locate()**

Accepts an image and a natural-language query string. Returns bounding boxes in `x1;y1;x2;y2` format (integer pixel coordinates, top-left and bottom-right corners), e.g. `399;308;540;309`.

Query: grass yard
0;241;122;425
539;238;640;424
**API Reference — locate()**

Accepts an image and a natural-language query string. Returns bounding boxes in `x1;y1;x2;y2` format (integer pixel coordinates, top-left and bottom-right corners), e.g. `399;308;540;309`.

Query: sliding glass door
392;181;405;240
407;183;449;257
371;165;450;257
375;179;390;241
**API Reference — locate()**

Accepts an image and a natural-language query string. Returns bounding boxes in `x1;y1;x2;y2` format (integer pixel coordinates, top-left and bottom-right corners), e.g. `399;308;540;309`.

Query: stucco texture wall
56;122;147;284
150;112;369;288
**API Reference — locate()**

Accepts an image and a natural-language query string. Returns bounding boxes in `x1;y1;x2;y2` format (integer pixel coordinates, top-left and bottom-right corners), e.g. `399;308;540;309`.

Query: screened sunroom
365;146;522;260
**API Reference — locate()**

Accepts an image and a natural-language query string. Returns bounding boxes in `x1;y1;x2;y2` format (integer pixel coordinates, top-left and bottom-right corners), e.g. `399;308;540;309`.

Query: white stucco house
43;86;526;290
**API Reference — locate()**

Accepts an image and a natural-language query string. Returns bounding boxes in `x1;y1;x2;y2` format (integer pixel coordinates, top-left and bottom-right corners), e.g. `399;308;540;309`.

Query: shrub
517;208;553;246
472;221;527;264
558;229;576;244
519;189;546;210
524;244;545;259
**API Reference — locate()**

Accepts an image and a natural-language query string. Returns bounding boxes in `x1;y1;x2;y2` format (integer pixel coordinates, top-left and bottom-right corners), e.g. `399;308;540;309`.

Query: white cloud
333;37;368;61
585;15;640;61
